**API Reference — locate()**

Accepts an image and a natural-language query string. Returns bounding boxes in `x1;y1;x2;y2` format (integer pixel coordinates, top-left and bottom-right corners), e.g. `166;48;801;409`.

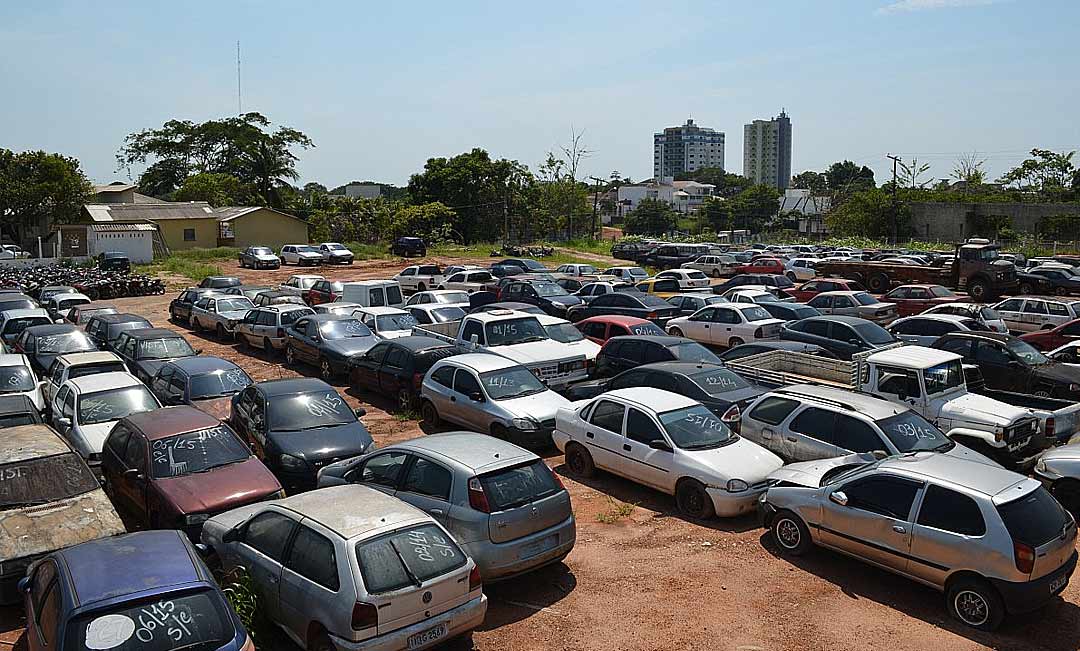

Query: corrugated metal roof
93;184;137;194
133;193;168;204
83;202;217;222
89;223;158;232
215;206;305;223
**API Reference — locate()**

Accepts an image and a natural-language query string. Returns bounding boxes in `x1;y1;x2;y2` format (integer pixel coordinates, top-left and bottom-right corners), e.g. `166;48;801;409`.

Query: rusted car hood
155;458;280;515
0;489;125;561
192;397;233;421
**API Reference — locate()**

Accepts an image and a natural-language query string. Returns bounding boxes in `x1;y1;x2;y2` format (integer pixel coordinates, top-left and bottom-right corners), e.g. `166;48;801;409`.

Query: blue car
20;530;250;651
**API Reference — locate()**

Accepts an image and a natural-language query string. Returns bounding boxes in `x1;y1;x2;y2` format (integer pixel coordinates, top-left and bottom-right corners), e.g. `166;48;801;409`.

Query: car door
451;368;487;430
377;346;411;397
233;510;296;622
819;474;923;574
1046;300;1071;329
711;307;741;346
905;287;931;315
583;398;626;474
424;365;456;420
809;294;833;314
395;454;454;525
785;406;843;461
908;484;988;586
25;559;60;651
607;339;642;376
1055;319;1080;348
622;407;675;491
973;340;1029;392
279;521;341;642
114;432;150;521
994;298;1024;332
352;342;388;391
681;307;715;342
1019;299;1049;332
828;323;863;359
300;318;322;362
831;295;856;317
742;396;801;455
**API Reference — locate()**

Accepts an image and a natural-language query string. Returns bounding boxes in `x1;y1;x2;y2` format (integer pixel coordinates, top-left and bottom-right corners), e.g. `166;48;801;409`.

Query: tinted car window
359;452;408;487
626;408;664;445
244;511;296;561
833;415;884;453
287;525;340;590
590;399;625;433
749;396;800;425
917;485;986;536
789;407;836;437
996;487;1070;545
841;476;921;520
401;457;452;500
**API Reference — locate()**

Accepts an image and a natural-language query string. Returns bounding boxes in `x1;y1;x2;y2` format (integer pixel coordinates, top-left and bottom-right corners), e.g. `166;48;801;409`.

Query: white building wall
88;231;154;263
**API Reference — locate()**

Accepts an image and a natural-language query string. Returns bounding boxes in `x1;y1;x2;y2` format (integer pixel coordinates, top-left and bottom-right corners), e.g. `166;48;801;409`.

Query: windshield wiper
388;538;423;588
513;336;548;344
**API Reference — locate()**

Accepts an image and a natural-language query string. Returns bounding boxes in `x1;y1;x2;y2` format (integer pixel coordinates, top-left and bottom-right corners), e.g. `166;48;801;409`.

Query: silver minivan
318;432;576;581
234;304;315;354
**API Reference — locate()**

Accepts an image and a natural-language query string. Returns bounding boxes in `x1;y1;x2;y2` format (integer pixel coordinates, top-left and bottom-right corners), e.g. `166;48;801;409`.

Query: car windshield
485;317;548;346
852;322;895;345
78;386;158;425
876;411;953;453
544;323;586;343
270;390;355;430
690;368;750;394
979;307;1001;321
216;298;253;313
853;292;879;306
355;523;467;594
139;337;196;360
0;453;98;510
69;362;126;380
252;247;273;255
628;267;647;277
429;307;465;323
68;589;231;651
480;367;548;400
0;365;36;393
0;412;38;428
479;460;561;510
35;331;96;354
150;425;250;478
325;243;347;250
534;282;569;298
1006;337;1050;365
435;292;469;305
670;341;722;364
0;299;34;312
2;317;49;337
296;246;319;253
189;367;252;399
923;360;965;395
974;247;1000;262
742;306;774;321
375;313;416;332
320;319;373;340
659;404;735;450
929;286;955;297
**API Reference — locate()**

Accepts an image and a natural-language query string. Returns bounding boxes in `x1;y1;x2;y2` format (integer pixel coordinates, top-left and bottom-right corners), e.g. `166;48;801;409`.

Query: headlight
512;418;538;431
280;454;307;471
726;478;750;492
184;513;209;526
227;319;238;328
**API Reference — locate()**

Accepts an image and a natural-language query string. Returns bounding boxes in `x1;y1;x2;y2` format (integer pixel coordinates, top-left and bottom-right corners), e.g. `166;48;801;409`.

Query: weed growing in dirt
596;496;637;524
219;566;266;642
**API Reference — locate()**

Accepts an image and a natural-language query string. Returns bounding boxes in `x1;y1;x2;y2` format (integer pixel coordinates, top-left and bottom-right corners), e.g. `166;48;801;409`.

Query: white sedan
352;307;418;339
50;371;160;466
655;269;711;290
666;303;784;348
439;270;495;293
724;288;793;304
553;388;782;518
405;290;471;308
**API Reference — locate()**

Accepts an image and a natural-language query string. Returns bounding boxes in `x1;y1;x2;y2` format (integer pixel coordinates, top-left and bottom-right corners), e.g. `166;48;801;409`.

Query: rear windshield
690;368;750;394
375;313;417;332
69;362;127;380
434;292;468;305
150;426;250;478
2;317;49;336
78;386;158;425
0;412;40;428
544;323;585;343
0;365;36;393
189;367;252;399
269;391;354;430
138;338;196;360
639;294;674;308
417;266;441;275
0;299;35;312
853;293;879;306
386;286;403;305
670;342;722;365
479;461;561;511
996;486;1070;546
852;323;895;345
355;524;467;594
428;307;465;324
0;453;98;509
742;306;773;322
414;347;463;373
876;411;952;453
980;307;1001;321
68;589;231;651
36;332;97;354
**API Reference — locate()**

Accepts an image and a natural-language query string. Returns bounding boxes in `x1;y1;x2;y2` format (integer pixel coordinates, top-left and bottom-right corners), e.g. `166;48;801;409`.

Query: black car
113;327;199;383
0;395;42;428
611;240;653;262
283;314;380;380
468;301;545;315
593;335;722;378
390;237;427;257
933;331;1080;400
488;264;523;278
1020;267;1080;296
97;251;130;273
639;243;704;270
84;312;153;351
12;324;98;377
573;282;643;305
496;258;549;273
149;356;253;415
198;276;242;290
229;378;373;489
567;291;681;326
780;315;898;360
169;287;222;324
713;274;796;296
718;341;837;362
758;302;821;322
555;277;583;292
500;279;583;317
348;336;467;409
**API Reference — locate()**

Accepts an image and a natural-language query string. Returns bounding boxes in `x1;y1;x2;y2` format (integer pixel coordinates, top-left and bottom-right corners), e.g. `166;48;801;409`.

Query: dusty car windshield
0;453;98;509
216;298;254;313
139;337;196;359
743;306;773;321
325;243;348;250
853;293;879;306
150;426;250;478
690;368;750;394
480;367;547;400
68;589;231;651
544;323;585;343
375;313;417;332
78;387;158;425
434;292;469;305
0;366;35;393
35;331;96;354
670;342;722;365
320;319;373;340
1006;338;1050;365
356;524;467;594
659;405;735;449
270;391;355;430
876;411;953;453
189;368;252;399
923;360;965;394
485;317;547;346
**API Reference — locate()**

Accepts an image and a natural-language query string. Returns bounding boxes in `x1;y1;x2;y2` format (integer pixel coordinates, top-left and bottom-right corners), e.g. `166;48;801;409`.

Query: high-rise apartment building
743;110;792;189
653;119;725;180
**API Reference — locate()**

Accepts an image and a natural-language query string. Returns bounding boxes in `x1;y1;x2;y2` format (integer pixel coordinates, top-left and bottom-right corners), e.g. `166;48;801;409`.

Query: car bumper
706;484;770;518
507;424;556;447
990;551;1077;614
466;515;576;581
255;260;280;268
757;497;778;528
329;594;487;651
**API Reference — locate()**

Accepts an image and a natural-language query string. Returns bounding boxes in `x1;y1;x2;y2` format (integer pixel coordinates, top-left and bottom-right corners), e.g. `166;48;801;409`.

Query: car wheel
417;283;426;293
728;336;744;348
1052;479;1080;517
319;357;334;381
1019;282;1034;294
675;479;715;520
421;400;441;429
1056;286;1069;296
786;272;797;281
397;388;415;412
263;338;274;356
309;632;334;651
285;346;297;365
565;442;595;478
946;577;1005;631
216;324;227;340
669;327;684;337
1033;386;1052;398
868;273;889;294
771;509;812;555
968;279;990;302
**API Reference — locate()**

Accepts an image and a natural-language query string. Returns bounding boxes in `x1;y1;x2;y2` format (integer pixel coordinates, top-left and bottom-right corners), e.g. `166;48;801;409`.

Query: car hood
155;458;281;515
939;391;1029;427
684;437;783;483
76;422;117;454
220;309;251;321
766;453;878;488
325;250;353;257
379;329;412;340
297;251;323;258
1032;362;1080;385
323;337;379;357
493;340;584;364
943;441;1000;466
858;302;896;311
0;489;125;562
497;390;572;421
253;254;279;260
548;296;582;308
192;396;234;421
1041;440;1080;463
558;338;602;360
271;421;373;462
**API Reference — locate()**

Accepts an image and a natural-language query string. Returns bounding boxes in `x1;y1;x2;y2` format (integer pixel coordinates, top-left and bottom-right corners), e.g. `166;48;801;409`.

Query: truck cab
953;239;1018;300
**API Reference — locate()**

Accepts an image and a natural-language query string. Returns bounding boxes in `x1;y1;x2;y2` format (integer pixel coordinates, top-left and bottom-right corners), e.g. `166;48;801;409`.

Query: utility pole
588;176;605;239
887;154;901;245
236;41;242;115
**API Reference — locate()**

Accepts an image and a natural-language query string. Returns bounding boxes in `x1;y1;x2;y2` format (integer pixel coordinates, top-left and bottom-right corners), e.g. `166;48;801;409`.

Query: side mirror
221;526;242;544
829;491;848;507
194;543;211;557
648;439;673;452
469;334;480;346
354;407;367;418
194;349;203;355
871;450;888;460
468;391;484;402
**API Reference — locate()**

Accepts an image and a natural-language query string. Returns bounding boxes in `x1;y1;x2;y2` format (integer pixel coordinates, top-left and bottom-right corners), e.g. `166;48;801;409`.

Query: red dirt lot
1;256;1077;651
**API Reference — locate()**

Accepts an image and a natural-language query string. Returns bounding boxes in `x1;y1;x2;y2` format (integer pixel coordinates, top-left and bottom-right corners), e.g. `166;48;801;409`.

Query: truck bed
813;260;954;290
977;388;1080;443
412;320;461;343
725;350;860;390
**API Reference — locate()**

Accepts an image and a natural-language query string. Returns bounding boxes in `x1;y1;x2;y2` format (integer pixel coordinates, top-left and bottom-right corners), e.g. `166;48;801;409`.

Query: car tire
728;336;744;348
669;327;684;337
946;577;1005;631
565;442;595;478
1056;286;1069;296
417;283;427;293
319;357;334;381
1033;386;1052;398
263;338;274;356
675;479;715;520
216;324;227;340
285;346;297;365
397;388;415;411
868;273;889;294
421;400;441;429
1019;282;1034;294
1052;479;1080;517
771;509;812;555
786;271;797;281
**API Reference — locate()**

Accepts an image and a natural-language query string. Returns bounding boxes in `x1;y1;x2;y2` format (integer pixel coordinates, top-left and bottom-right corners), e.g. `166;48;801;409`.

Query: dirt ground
1;255;1077;651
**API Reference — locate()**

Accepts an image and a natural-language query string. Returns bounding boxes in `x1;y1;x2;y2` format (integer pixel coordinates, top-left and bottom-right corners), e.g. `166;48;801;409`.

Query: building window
183;228;196;241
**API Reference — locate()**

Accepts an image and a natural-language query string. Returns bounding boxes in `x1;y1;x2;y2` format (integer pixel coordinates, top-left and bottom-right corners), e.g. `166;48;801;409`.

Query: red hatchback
1020;318;1080;350
736;257;785;275
788;278;866;302
100;405;282;537
574;315;666;344
883;284;963;317
305;279;345;306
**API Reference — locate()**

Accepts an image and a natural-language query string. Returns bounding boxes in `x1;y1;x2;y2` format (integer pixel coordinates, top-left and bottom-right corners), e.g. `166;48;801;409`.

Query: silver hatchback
761;452;1077;630
318;432;576;581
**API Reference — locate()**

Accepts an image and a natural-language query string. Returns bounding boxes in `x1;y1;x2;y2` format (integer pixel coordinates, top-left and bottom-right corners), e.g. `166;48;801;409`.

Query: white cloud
877;0;1002;14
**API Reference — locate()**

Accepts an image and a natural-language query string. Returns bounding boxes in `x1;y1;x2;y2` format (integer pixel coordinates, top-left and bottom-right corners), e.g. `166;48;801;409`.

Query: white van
340;280;405;309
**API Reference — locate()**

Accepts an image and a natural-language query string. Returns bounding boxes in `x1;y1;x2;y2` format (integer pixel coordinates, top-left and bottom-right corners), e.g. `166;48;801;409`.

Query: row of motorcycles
1;262;166;300
489;244;555;258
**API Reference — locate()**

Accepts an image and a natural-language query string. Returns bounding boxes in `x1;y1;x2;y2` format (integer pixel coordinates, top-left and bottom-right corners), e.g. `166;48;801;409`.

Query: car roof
381;336;455;351
276;485;428;539
606;334;688;346
878;452;1029;497
356;306;407;315
304;313;360;323
25;324;81;336
60;531;203;606
939;331;1010;343
770;383;906;419
165;356;239;374
0;308;48;319
869;345;959;367
343;279;397;286
123;328;182;339
603;387;698;411
68;371;143;393
894;313;972;324
0;354;29;367
0;425;70;462
442;352;516;373
800;315;869;325
391;432;535;473
56;351;124;367
256;377;333;397
126;405;221;440
578;315;651;326
92;312;149;324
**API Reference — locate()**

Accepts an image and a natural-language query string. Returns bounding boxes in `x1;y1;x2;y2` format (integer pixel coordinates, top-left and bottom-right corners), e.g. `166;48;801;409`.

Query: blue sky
1;0;1077;188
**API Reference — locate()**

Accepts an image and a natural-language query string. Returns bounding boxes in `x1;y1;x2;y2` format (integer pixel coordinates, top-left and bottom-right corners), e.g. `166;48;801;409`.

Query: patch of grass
135;247;236;282
170;246;240;261
429;241;500;260
595;496;637;524
344;241;395;261
219;567;267;643
561;238;615;256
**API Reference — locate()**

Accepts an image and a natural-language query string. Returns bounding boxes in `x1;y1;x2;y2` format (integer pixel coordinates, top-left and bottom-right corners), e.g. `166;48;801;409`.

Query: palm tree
244;139;299;208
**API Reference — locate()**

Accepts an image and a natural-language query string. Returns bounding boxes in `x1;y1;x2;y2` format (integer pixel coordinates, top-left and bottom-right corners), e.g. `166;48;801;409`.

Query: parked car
499;279;583;316
284;314;380;380
352;306;417;339
201;484;486;651
667;303;784;348
148;356;253;420
736;257;785;276
0;354;43;411
348;336;466;409
279;273;324;297
66;302;117;328
234;304;315;354
420;353;571;446
883;284;963;317
83;312;152;351
280;243;324;265
102;407;282;534
96;250;130;272
633;278;686;298
601;266;649;284
682;254;739;278
553;263;601;277
439;270;497;293
317;433;575;581
1021;317;1080;351
780;315;899;360
41;351;127;406
887;313;988;345
229;378;373;489
36;286;75;304
0;309;51;346
0;424;124;604
199;276;241;290
924;301;1008;333
761;452;1077;630
758;301;821;322
806;291;898;324
1023;266;1080;295
114;328;198;383
717;341;837;362
495;258;548;274
784;257;818;282
666;293;729;316
395;265;446;293
20;531;252;651
933;331;1080;400
318;241;354;264
390;235;428;256
44;293;87;321
712;273;796;297
592;335;722;378
313;301;364;316
238;245;281;268
224;284;274;301
340;280;406;308
50;371;160;467
408;304;467;326
405;289;470;308
992;296;1080;333
169;287;224;324
566;291;681;326
14;324;99;377
787;278;866;303
253;290;307;307
654;269;711;290
0;395;41;428
555;388;782;518
573;315;666;344
573;281;642;304
305;279;345;306
190;294;255;339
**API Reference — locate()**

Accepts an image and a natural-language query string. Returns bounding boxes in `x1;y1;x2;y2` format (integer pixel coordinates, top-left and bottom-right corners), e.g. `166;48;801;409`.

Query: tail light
241;636;255;651
468;476;491;513
721;404;742;434
351;601;378;630
276;328;285;338
646;311;658;320
1013;541;1035;574
412;372;424;390
1046;417;1056;440
468;565;482;592
754;327;763;338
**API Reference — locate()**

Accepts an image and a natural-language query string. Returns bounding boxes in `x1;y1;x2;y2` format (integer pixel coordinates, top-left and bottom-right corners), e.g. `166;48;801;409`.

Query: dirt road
1;256;1077;651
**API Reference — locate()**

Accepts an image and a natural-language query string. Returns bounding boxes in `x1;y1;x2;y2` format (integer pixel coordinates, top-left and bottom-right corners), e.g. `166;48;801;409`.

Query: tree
791;171;828;193
307;197;396;243
700;197;733;232
0;149;93;244
728;185;781;232
824;160;876;194
624;198;677;235
998;149;1076;199
826;188;909;238
173;172;253;206
673;167;751;198
389;202;456;242
897;157;932;189
951;153;987;186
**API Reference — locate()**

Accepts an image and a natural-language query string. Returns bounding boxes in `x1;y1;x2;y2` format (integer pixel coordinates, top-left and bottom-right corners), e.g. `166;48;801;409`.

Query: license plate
520;534;559;559
1008;436;1032;452
1050;573;1068;594
407;623;447;650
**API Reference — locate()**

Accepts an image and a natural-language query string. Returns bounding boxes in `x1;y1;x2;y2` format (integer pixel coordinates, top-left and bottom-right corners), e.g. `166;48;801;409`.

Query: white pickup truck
393;264;446;293
726;345;1080;470
413;310;588;388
